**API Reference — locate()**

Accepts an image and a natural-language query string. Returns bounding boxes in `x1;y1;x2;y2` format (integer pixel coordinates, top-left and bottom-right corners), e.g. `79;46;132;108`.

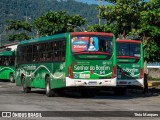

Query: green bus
0;50;15;82
15;32;117;97
116;39;144;95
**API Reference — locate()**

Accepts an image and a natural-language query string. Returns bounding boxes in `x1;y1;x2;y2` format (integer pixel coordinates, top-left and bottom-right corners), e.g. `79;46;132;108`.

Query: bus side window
46;51;52;61
27;45;32;62
46;53;50;61
54;51;58;61
32;45;36;62
4;57;9;66
53;41;58;61
51;40;66;62
46;42;52;61
33;53;38;62
53;42;58;51
9;57;14;66
61;40;66;61
61;51;65;61
39;44;44;52
40;53;45;61
39;43;45;61
21;46;26;63
0;58;2;65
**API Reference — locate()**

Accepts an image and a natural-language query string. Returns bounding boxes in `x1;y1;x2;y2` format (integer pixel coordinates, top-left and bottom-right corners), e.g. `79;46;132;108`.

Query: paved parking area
0;81;160;120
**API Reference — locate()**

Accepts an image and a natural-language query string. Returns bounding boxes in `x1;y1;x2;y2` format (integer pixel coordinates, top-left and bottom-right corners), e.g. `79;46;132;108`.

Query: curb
148;81;160;87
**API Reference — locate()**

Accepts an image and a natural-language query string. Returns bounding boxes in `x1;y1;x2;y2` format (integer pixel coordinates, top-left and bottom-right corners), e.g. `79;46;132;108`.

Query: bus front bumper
65;77;116;87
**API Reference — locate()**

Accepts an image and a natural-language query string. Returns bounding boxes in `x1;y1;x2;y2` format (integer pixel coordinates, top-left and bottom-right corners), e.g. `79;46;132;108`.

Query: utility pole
0;33;5;47
67;24;82;32
25;9;28;22
0;36;1;47
96;0;102;25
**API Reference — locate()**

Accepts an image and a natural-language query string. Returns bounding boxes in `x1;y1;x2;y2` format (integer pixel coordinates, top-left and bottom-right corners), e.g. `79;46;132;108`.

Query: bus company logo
24;65;36;70
1;112;42;118
121;68;138;73
2;112;11;117
74;65;110;71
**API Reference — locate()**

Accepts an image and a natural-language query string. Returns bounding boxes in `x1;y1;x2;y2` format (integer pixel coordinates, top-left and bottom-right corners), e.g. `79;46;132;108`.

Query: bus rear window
71;36;113;54
117;43;140;57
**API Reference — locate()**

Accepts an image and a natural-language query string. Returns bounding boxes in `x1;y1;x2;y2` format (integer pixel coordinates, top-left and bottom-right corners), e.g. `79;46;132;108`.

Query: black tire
10;73;15;83
55;89;65;97
114;87;127;96
80;91;95;98
45;76;55;97
21;76;31;93
143;73;148;93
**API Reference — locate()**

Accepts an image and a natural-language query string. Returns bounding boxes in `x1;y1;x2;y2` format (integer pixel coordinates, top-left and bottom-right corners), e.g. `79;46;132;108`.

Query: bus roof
116;39;140;44
71;32;113;37
18;32;114;45
18;33;68;45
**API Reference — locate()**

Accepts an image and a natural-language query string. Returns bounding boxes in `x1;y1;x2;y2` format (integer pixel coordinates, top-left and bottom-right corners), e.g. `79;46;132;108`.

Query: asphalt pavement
0;81;160;120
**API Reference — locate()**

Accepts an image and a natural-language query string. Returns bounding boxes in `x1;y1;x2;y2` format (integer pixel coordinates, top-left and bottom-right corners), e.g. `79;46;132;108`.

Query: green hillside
0;0;99;43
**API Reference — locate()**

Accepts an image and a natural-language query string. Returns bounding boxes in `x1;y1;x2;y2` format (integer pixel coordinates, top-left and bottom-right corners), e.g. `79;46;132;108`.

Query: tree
34;11;86;36
100;0;160;74
6;20;33;41
101;0;145;36
88;24;116;33
138;0;160;72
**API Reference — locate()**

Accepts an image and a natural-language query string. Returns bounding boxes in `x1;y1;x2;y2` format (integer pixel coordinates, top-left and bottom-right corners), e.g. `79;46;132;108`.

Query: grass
148;78;160;81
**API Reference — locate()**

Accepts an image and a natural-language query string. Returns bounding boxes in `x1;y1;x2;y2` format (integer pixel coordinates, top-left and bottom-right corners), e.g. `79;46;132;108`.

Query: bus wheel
143;73;148;93
114;87;127;96
21;76;31;93
45;76;55;97
10;73;15;83
80;91;95;98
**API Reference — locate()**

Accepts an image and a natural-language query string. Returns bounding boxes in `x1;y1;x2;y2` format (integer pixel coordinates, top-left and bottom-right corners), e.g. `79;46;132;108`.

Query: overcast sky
76;0;109;5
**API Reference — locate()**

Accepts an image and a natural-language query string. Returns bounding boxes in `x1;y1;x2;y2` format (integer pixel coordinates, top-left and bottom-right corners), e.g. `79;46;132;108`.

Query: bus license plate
119;81;127;84
88;81;97;86
80;74;90;78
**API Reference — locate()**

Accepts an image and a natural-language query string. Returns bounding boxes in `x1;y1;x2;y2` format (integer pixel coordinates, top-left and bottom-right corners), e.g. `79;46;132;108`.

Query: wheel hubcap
46;82;49;94
10;76;13;81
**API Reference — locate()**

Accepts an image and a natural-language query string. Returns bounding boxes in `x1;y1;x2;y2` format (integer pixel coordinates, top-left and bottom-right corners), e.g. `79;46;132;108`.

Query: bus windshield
117;42;140;58
71;36;113;54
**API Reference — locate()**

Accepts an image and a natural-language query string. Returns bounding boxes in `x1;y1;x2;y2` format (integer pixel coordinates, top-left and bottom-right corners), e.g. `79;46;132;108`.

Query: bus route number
100;71;105;75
